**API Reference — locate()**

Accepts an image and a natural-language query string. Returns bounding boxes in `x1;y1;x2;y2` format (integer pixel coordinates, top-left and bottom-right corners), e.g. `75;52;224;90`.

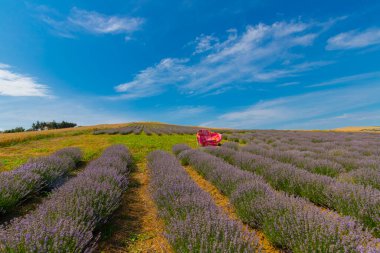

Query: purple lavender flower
205;146;380;236
0;145;132;252
148;150;260;252
0;147;82;214
179;148;379;252
172;144;191;156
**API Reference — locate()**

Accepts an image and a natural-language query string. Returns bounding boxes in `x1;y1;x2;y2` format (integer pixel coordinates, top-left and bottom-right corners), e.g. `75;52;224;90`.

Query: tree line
1;121;77;133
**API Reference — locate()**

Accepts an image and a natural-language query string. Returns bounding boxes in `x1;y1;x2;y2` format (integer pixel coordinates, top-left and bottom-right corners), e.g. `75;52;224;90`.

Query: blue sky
1;0;380;130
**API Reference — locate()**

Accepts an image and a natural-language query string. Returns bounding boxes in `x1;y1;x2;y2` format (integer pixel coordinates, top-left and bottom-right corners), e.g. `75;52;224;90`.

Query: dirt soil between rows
184;165;283;253
97;162;172;253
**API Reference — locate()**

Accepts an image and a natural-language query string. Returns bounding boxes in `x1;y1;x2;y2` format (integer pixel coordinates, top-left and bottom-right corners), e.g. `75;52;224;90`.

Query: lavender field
1;124;380;252
3;0;380;250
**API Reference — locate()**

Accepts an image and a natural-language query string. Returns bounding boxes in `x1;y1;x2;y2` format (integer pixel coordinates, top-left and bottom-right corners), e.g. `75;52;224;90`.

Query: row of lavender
0;148;82;214
207;144;380;237
246;136;380;172
242;142;380;190
227;129;380;147
224;131;380;190
252;137;380;159
243;143;344;177
93;123;207;135
239;140;380;190
225;130;380;161
0;145;132;252
264;127;378;159
174;144;378;252
148;150;260;252
236;130;380;171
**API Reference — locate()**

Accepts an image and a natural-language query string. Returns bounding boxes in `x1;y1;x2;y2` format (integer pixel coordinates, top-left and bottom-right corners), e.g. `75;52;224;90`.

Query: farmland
1;122;380;252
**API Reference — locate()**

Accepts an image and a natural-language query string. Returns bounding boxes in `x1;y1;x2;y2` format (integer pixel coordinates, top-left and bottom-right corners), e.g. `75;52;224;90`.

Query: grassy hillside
0;130;197;172
0;123;133;148
0;121;227;171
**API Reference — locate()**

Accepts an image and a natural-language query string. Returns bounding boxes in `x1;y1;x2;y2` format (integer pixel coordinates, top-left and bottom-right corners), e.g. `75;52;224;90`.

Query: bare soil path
97;162;172;253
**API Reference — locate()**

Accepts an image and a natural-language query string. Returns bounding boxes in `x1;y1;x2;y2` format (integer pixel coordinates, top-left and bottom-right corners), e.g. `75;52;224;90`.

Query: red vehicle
196;129;222;146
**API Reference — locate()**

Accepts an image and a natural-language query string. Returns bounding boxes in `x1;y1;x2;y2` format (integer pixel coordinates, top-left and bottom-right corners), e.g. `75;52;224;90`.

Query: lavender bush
54;147;83;164
178;148;378;252
0;147;82;214
172;143;191;156
205;146;380;236
339;168;380;190
0;145;132;252
221;142;239;150
148;150;260;252
238;130;380;174
242;144;345;177
119;126;135;135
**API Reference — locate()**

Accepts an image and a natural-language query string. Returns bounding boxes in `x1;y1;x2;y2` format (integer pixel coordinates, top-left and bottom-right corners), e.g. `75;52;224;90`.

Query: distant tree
30;121;77;131
3;127;25;133
2;121;77;133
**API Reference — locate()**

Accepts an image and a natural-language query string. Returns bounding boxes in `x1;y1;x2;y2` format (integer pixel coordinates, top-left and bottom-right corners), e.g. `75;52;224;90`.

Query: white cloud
202;83;380;129
192;34;220;54
114;58;190;99
0;63;10;69
115;20;331;99
37;6;143;38
68;8;143;34
326;28;380;50
0;64;49;97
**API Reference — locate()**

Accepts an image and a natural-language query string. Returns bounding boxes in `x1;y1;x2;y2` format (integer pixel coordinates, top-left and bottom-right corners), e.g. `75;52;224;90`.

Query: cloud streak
68;8;143;35
0;64;49;97
327;27;380;50
115;20;331;99
307;71;380;87
36;6;144;39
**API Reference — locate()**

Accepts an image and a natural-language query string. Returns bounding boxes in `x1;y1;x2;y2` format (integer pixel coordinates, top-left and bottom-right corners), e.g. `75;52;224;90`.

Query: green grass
108;134;197;163
0;133;197;171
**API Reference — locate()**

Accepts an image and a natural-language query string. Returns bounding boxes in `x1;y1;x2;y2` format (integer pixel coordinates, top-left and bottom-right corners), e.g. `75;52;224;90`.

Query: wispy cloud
192;34;221;55
202;83;380;129
327;27;380;50
68;8;143;34
0;64;49;97
307;71;380;87
115;20;332;99
35;6;144;39
277;81;299;87
172;105;211;116
114;58;190;99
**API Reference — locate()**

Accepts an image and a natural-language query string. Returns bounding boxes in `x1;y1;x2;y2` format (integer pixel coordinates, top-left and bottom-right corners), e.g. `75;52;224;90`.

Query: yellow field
334;126;380;132
0;123;135;148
